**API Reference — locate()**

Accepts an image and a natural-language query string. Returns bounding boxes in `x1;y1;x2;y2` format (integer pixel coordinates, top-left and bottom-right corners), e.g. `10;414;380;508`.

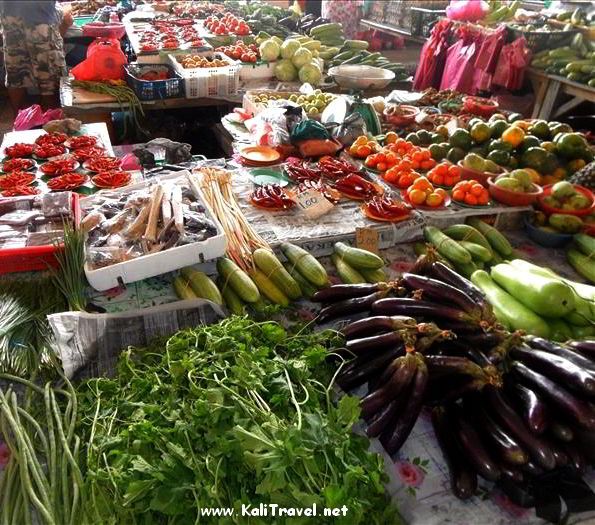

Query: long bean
45;383;58;520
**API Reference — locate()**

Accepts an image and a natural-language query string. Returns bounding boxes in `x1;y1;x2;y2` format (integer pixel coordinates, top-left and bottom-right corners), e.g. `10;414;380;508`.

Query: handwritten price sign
296;188;334;219
355;227;380;254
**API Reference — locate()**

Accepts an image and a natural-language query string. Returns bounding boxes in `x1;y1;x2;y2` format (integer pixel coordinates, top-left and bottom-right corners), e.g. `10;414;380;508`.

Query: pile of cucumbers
531;34;595;86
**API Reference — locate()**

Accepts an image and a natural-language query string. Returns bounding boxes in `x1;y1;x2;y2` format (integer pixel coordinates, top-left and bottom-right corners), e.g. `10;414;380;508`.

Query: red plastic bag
413;19;451;91
440;40;476;93
14;105;64;131
446;0;489;22
493;37;532;91
71;38;127;81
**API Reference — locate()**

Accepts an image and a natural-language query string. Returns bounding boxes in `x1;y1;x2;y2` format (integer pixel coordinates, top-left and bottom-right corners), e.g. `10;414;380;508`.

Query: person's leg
25;22;67;110
1;16;34;115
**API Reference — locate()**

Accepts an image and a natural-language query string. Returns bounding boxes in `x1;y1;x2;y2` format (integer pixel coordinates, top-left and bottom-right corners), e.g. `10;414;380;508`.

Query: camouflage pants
1;16;67;95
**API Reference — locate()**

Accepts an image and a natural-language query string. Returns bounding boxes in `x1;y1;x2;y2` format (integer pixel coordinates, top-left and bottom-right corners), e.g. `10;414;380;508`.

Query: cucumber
567;248;595;284
343;39;369;50
360;267;388;283
452;260;478;279
216;257;260;303
217;278;245;315
443;224;493;252
413;242;454;269
490;263;575;318
467;218;513;257
549;318;573;342
309;23;343;35
471;270;550;338
334;241;384;269
571;324;595;339
423;226;472;265
283;263;318;299
574;233;595;257
332;254;366;284
459;241;492;263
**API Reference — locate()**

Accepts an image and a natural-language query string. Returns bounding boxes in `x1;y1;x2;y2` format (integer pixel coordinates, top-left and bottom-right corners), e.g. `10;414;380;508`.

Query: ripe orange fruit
452;189;465;201
412;176;432;192
435;188;448;199
464;193;478;206
385;131;398;144
376;162;387;172
470;183;484;197
477;192;489;205
426;192;444;207
356;145;372;157
408;188;426;205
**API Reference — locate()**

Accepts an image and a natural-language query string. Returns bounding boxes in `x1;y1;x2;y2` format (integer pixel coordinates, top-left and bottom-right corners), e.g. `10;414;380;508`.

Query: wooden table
59;78;240;142
527;68;595;120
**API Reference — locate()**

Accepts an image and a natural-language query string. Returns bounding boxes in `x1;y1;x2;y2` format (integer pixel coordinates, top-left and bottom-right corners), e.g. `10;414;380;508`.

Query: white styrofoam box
168;52;240;98
239;61;274;82
83;171;226;291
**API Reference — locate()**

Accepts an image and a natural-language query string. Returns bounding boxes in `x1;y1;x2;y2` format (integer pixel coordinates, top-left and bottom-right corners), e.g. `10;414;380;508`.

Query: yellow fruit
541;141;556;153
511;120;530;131
523;168;542;185
502;126;525;148
568;159;586;173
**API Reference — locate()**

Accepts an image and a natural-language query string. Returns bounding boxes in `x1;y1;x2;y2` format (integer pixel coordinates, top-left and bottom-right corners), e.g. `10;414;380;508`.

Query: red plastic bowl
458;160;507;188
463;96;499;118
383;105;420;128
487;176;543;206
537;184;595;217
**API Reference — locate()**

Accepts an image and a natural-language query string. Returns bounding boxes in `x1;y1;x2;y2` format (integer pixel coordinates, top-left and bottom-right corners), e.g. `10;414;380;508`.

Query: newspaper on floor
48;299;225;380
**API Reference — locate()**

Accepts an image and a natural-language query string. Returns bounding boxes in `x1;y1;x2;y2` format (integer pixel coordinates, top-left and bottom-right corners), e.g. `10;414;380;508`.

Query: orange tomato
412;151;424;163
435;188;448;199
464;193;478;206
385;131;398;144
365;156;377;168
470;183;484;197
399;159;412;171
408;188;427;205
435;163;449;177
432;173;444;186
455;180;471;192
411;160;420;170
354;136;368;146
448;165;461;178
426;192;444;207
376;153;386;163
356;145;372;157
443;176;455;187
477;192;489;205
452;189;466;201
397;173;414;188
420;159;434;170
376;162;387;172
412;176;432;192
385;152;398;165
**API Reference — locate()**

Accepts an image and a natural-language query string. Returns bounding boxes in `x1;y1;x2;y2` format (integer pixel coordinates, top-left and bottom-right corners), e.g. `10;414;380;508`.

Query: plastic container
463;96;499;118
239;61;274;82
458;161;507;188
524;216;573;248
125;63;184;100
0;193;80;274
537;184;595;217
168;52;240;98
82;22;126;39
83;172;227;291
488;176;543;206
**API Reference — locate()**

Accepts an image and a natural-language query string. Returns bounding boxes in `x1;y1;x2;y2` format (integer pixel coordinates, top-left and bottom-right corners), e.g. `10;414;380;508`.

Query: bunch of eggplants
314;253;595;504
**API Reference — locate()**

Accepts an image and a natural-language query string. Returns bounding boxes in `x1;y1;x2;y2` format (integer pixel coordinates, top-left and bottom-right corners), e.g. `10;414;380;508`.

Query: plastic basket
125;63;184;100
507;26;578;53
169;52;240;99
0;193;80;274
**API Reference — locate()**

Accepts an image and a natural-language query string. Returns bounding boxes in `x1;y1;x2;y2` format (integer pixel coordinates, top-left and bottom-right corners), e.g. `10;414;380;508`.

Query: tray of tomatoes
451;180;492;207
402;176;450;210
426;161;462;189
204;13;250;36
216;42;258;63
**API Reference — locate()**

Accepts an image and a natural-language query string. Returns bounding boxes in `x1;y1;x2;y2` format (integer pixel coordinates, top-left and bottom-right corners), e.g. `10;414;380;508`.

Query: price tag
415;110;429;124
355;227;380;255
296;188;334;219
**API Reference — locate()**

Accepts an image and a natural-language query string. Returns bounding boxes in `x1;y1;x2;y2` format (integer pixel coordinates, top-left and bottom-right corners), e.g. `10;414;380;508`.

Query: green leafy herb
76;316;400;524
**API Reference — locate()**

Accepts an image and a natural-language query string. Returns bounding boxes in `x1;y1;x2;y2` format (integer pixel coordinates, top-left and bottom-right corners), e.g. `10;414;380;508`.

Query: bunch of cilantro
76;317;400;525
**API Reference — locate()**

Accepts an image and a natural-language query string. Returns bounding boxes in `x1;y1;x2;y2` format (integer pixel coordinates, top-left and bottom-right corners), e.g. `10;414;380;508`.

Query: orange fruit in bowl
426;192;444;207
452;189;465;201
470;183;484;197
501;126;525;148
477;192;489;205
412;176;432;192
435;188;448;199
354;136;368;146
408;188;427;205
385;131;398;144
464;193;478;206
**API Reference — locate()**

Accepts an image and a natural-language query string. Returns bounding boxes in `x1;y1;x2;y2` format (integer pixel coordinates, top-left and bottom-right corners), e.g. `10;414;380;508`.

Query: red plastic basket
0;193;81;274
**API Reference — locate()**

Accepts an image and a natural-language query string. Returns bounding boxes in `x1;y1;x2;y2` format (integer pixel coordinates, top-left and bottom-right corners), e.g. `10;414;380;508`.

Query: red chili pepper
67;135;98;149
85;156;122;172
1;158;35;172
35;132;67;146
1;186;41;197
33;144;66;159
40;158;78;176
0;171;36;190
333;174;380;200
363;196;411;221
92;170;131;188
72;146;106;161
47;173;88;191
250;184;295;210
4;143;35;159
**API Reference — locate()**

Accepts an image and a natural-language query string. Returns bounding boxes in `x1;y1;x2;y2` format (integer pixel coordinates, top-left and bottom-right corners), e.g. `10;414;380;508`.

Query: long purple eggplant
342;315;417;340
466;398;529;466
525;336;595;373
424;376;486;406
566;340;595;361
483;386;556;470
381;356;428;454
312;283;386;303
345;331;404;356
499;465;524;483
510;361;595;430
366;397;404;438
316;289;388;324
521;460;545;478
511;344;595;397
549;421;573;443
561;442;585;475
430;261;486;304
360;354;416;419
371;297;475;324
337;347;402;391
505;382;549;435
424;355;487;381
431;406;477;500
401;273;481;317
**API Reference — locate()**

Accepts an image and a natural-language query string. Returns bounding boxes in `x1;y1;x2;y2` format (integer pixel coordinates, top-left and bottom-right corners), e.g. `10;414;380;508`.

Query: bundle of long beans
0;373;85;525
71;80;145;137
190;169;268;270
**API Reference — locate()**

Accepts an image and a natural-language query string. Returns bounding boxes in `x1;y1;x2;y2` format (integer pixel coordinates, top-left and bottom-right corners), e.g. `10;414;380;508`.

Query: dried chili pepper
250;184;295;210
66;135;98;149
84;156;122;172
0;171;36;190
35;132;67;146
72;146;106;162
1;158;35;172
92;170;131;189
284;161;321;183
40;157;78;176
4;143;35;158
318;156;362;180
47;172;88;191
33;143;67;159
1;186;41;197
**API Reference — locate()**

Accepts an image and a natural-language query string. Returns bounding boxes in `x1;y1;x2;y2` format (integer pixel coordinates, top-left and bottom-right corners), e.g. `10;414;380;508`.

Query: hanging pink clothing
321;0;364;39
